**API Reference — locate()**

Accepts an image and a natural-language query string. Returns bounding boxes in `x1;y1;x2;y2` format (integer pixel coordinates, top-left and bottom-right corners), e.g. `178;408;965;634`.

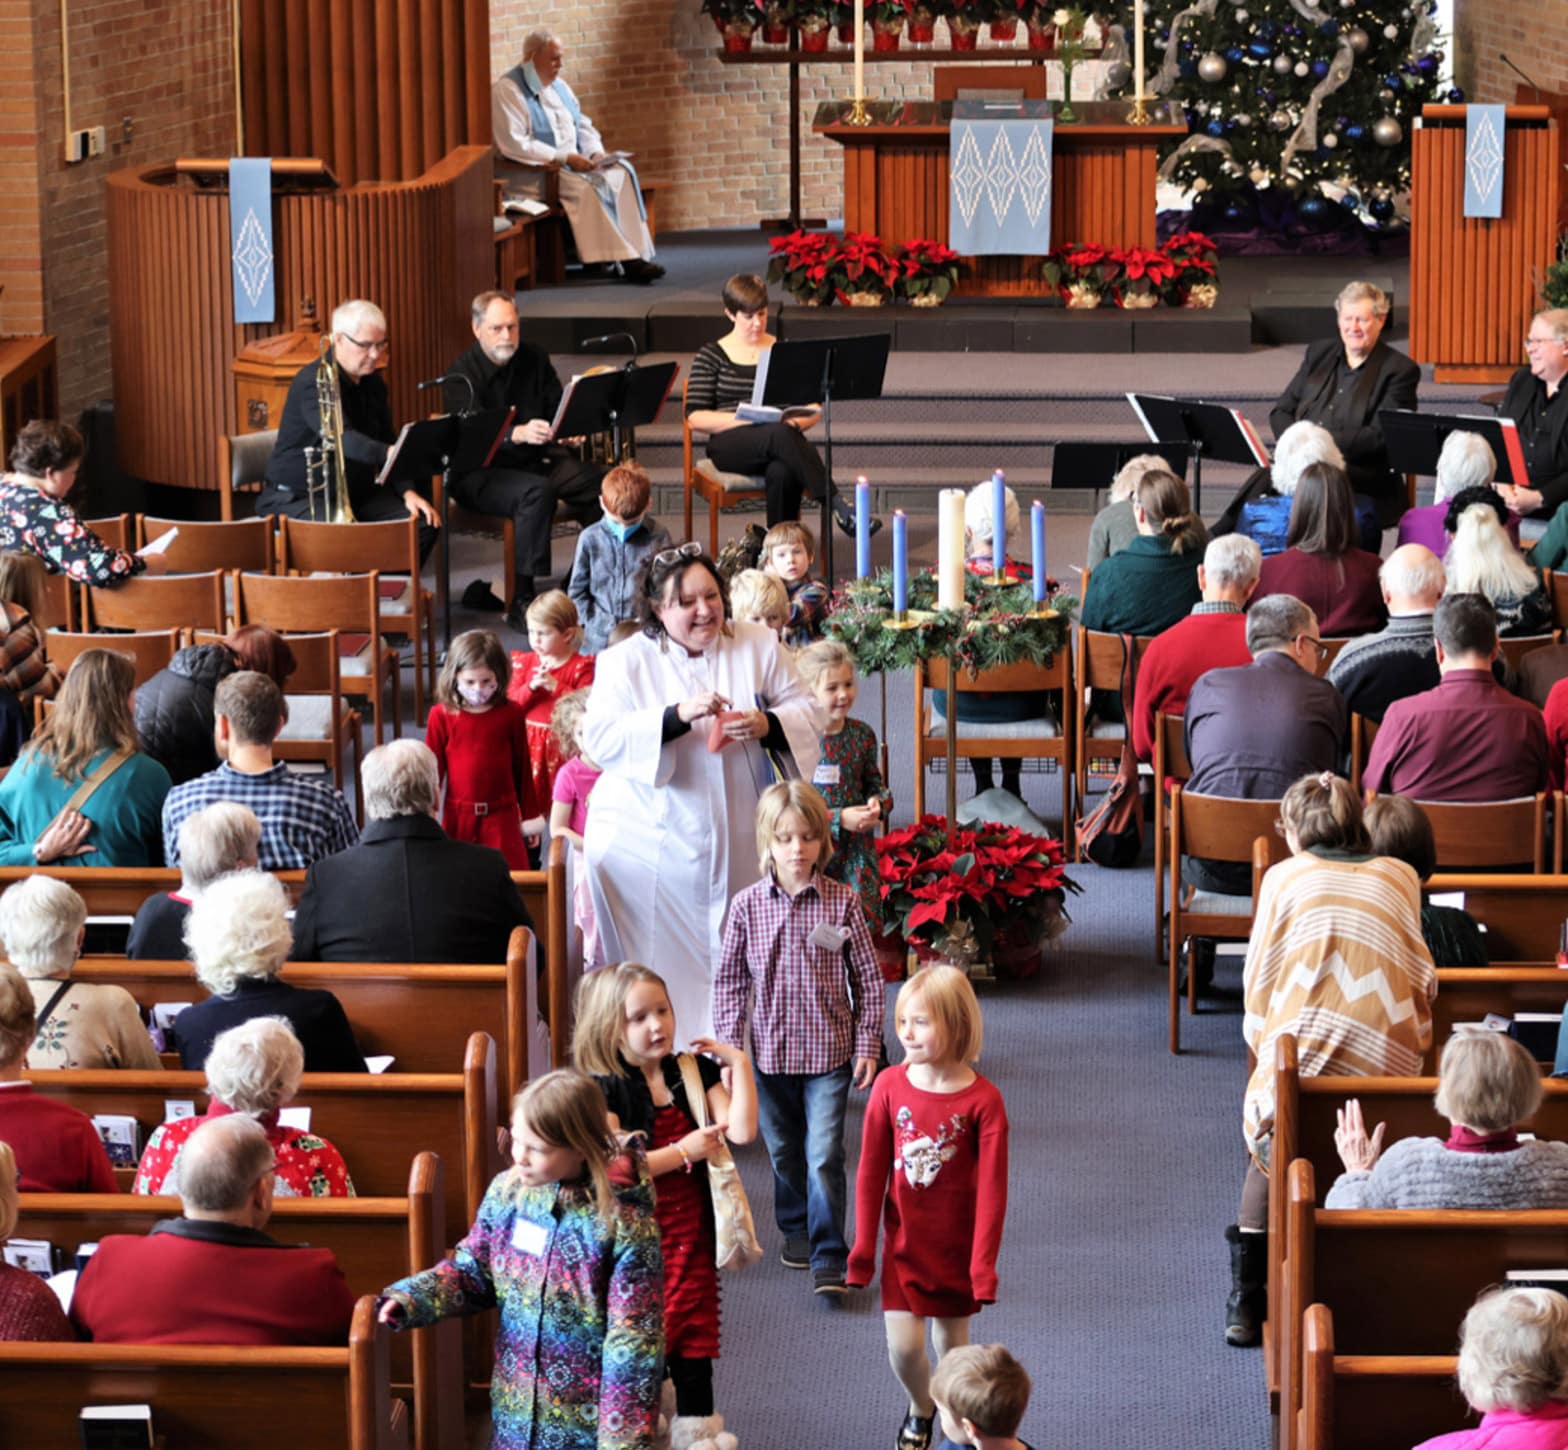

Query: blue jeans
753;1063;852;1271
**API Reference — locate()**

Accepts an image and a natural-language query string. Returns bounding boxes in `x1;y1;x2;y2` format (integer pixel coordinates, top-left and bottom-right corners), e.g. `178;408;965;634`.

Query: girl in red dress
846;965;1011;1450
508;591;595;818
574;962;758;1450
425;630;536;869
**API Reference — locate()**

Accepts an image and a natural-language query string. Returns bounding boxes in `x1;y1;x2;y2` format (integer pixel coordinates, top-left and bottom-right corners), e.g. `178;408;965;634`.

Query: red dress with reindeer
845;1065;1010;1317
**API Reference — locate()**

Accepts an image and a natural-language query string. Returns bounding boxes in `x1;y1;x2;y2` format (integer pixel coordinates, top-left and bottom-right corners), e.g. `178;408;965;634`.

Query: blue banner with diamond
229;157;275;323
1463;105;1506;219
948;101;1053;256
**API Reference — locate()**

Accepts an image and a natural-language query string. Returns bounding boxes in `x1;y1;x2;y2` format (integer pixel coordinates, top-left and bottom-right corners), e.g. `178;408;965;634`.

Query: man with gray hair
255;296;441;556
1497;307;1568;542
69;1114;357;1346
1131;533;1261;762
291;739;533;963
1182;593;1347;895
1327;544;1453;724
492;30;662;283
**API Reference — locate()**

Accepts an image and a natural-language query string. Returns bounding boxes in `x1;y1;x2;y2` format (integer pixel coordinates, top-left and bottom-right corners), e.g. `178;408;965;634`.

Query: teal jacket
0;747;172;866
1080;533;1203;636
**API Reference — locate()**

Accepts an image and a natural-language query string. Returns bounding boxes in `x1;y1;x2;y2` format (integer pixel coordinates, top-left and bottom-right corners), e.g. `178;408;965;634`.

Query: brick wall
0;4;44;338
1454;0;1568;103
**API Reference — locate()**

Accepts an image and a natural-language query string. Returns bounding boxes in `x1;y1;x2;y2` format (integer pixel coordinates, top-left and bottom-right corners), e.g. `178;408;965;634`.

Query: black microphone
579;331;640;362
417;373;476;416
1500;53;1541;103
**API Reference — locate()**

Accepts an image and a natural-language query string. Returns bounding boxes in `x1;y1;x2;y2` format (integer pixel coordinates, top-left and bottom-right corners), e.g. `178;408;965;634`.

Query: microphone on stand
1500;53;1542;103
417;373;477;415
580;331;640;367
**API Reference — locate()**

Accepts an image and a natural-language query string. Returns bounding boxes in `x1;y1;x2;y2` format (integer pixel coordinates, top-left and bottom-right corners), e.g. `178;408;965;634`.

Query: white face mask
458;680;497;708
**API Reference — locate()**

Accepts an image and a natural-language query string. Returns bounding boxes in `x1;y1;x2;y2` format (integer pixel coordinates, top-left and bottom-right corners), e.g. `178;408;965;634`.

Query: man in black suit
1498;308;1568;561
290;739;534;964
1268;280;1421;527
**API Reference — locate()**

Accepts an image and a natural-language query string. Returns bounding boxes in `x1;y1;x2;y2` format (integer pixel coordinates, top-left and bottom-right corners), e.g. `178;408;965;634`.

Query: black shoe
896;1412;934;1450
503;599;530;634
461;579;505;612
812;1265;848;1295
830;493;882;540
1178;938;1217;997
623;258;665;284
1225;1224;1266;1347
779;1237;811;1270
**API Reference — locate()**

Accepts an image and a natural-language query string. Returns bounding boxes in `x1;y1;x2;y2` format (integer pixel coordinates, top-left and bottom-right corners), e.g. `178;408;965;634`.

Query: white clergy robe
581;622;823;1046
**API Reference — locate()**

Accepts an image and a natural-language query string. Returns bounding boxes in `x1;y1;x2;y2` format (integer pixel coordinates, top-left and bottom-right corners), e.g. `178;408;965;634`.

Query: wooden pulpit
1410;104;1560;383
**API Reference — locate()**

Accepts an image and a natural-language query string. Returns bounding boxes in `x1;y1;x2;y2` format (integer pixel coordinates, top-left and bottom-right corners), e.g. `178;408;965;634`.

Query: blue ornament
1249;42;1271;57
1417;54;1437;74
1259;20;1276;38
1207;118;1226;136
1180;60;1197;77
1312;59;1329;78
1383;74;1402;90
1226;46;1244;62
1298;194;1331;228
1345;124;1364;140
1370;196;1395;222
1318;19;1339;37
1447;87;1465;103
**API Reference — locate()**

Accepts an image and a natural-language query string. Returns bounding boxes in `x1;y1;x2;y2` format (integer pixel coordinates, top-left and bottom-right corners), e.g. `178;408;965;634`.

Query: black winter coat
133;645;237;787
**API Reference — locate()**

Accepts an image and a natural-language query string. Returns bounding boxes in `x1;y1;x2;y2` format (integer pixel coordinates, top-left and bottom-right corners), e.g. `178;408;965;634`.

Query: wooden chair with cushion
81;570;226;635
233;571;401;743
218;428;276;521
1151;711;1191;962
84;514;132;550
1370;791;1555;874
1165;783;1287;1053
1074;627;1155;807
682;375;766;556
135;513;273;574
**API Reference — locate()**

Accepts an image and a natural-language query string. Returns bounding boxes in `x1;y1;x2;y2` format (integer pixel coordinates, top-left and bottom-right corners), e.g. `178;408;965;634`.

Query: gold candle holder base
845;97;873;127
881;610;923;631
1126;96;1152;126
977;572;1013;589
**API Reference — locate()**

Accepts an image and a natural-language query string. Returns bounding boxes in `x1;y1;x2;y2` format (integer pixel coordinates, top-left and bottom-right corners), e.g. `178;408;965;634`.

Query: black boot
829;489;882;539
1225;1224;1266;1347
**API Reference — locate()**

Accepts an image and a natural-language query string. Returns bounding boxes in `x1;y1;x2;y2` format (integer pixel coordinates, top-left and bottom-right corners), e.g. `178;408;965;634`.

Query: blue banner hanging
1463;105;1506;220
229;157;275;323
948;101;1053;257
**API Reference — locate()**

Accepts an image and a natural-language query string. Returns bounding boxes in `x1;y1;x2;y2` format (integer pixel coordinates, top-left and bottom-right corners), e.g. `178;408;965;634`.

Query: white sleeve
581;640;680;790
751;626;825;781
576;105;605;159
491;78;569;167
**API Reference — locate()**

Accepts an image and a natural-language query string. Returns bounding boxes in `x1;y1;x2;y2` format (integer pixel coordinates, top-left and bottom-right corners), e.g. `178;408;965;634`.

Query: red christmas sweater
507;650;595;811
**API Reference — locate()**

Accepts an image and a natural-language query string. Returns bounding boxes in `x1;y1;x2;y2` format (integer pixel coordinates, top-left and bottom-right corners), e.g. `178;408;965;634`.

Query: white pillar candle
937;489;967;611
1133;0;1145;103
854;0;865;104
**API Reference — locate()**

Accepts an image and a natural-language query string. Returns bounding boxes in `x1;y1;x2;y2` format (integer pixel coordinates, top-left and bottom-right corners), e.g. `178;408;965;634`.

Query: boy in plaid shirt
713;780;883;1296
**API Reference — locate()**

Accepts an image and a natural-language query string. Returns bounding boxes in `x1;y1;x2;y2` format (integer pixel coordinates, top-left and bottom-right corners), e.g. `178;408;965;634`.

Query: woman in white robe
582;548;821;1045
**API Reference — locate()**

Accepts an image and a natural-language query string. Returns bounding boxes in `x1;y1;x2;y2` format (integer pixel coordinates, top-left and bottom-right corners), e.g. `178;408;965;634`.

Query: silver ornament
1379;87;1395;102
1372;115;1403;146
1104;59;1131;88
1197;52;1228;83
1273;53;1293;75
1234;8;1247;19
1383;23;1399;39
1345;26;1369;54
1233;112;1253;127
1294;61;1310;77
1322;132;1339;149
1269;108;1293;130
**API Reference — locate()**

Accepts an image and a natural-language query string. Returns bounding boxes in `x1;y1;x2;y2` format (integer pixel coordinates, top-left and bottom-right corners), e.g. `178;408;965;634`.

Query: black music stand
1126;393;1271;514
1379;409;1531;487
1049;442;1195;510
379;407;514;652
549;361;679;463
754;334;891;581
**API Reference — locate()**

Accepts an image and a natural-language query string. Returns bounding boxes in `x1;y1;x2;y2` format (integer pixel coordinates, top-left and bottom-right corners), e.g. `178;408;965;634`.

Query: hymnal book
2;1237;55;1277
1507;1269;1568;1300
735;402;816;425
593;150;634;170
278;1106;312;1133
501;197;550;217
1509;1011;1563;1062
135;526;178;557
365;1055;395;1075
91;1114;141;1168
74;1241;100;1274
162;1099;197;1123
149;1002;191;1054
79;1404;154;1450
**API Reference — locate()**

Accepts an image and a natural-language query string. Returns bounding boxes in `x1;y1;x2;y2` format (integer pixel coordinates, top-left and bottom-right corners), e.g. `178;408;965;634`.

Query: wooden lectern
1410;104;1560;384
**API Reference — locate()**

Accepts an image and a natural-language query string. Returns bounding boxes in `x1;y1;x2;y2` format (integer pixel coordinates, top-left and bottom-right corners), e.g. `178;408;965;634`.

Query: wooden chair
1347;713;1377;793
912;653;1074;849
933;64;1049;100
1422;871;1568;959
1165;783;1287;1054
1498;631;1559;673
84;513;132;550
280;517;434;725
39;569;75;630
1315;637;1353;676
1550;570;1568;630
0;865;308;915
1386;792;1556;874
682;374;766;556
218;427;276;521
39;627;181;730
1073;628;1154;806
81;570;226;634
1151;711;1190;962
234;571;401;743
429;468;519;618
136;513;273;573
0;1298;409;1450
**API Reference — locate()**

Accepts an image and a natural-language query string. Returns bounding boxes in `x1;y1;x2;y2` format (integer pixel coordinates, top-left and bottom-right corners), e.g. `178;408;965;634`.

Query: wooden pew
0;1295;407;1450
1429;966;1568;1066
1423;872;1568;961
514;837;570;1068
23;1031;502;1241
19;1152;462;1450
0;865;309;914
1278;1157;1568;1450
1298;1305;1468;1450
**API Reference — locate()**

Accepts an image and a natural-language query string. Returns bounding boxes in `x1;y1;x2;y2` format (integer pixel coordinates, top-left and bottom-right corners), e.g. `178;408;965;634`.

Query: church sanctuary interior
4;1;1568;1447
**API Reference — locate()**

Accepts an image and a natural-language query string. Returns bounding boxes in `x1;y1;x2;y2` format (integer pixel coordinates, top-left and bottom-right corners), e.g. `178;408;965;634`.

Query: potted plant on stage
702;0;764;51
909;0;938;45
1111;245;1177;308
766;229;840;306
943;0;982;49
761;0;793;42
797;1;833;48
1042;242;1118;308
834;232;899;305
831;0;858;43
1023;1;1055;49
895;238;963;307
986;0;1025;45
869;0;911;50
1165;230;1221;308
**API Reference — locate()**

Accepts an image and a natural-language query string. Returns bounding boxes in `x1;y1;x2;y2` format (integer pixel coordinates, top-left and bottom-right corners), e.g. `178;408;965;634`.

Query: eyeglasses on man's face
343;334;390;355
1295;634;1329;662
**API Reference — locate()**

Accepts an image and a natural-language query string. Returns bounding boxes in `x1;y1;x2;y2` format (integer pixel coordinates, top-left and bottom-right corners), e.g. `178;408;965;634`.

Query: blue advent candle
1031;500;1047;604
855;476;871;579
892;509;908;614
991;469;1007;569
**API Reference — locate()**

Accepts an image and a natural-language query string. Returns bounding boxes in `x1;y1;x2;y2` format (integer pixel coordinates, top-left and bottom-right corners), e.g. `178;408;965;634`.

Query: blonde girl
576;963;757;1450
549;689;604;967
425;629;534;868
845;965;1011;1450
379;1069;664;1450
509;590;596;817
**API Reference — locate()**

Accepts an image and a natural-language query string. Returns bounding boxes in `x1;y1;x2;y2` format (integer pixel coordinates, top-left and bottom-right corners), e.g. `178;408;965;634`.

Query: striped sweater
684;341;756;417
1242;851;1436;1163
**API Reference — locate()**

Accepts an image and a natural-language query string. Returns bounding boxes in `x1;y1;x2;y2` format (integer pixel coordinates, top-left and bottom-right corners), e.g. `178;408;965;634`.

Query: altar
812;99;1185;298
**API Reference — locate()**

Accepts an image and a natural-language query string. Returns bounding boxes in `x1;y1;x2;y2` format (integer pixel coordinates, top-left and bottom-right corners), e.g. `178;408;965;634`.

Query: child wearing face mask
568;462;673;654
509;591;595;824
427;629;537;868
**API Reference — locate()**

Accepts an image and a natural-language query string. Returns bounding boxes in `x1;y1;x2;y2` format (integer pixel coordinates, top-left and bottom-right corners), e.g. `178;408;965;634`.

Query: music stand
378;407;514;651
754;334;892;581
1126;393;1271;514
1379;409;1531;487
549;361;679;463
1050;442;1195;510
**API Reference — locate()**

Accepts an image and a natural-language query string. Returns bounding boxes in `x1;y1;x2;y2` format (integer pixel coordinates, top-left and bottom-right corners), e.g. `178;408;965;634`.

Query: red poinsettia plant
833;231;900;301
894;237;963;304
1162;230;1220;299
1110;245;1179;306
766;228;839;306
876;815;1079;968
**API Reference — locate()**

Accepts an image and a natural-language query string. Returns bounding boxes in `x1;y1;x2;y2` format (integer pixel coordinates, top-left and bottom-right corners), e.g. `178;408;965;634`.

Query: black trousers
254;483;439;563
704;421;828;527
667;1353;713;1417
451;454;604;580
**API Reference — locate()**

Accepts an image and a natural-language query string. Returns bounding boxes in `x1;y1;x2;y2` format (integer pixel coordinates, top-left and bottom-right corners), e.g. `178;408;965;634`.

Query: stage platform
517;227;1415;356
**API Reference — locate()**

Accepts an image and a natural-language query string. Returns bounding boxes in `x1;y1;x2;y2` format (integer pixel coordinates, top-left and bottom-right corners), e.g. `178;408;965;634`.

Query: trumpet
305;334;355;523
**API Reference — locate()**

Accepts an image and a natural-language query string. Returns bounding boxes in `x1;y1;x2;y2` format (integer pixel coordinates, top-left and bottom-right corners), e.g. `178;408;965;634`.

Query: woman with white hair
1085;453;1173;568
126;801;261;961
0;1140;73;1339
133;1017;353;1198
1444;491;1552;637
1227;420;1380;557
1396;430;1520;555
0;875;159;1069
1413;1287;1568;1448
172;870;366;1073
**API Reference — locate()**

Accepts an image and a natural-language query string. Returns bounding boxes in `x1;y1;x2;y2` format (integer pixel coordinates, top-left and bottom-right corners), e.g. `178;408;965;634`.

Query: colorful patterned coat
383;1156;663;1450
816;719;892;936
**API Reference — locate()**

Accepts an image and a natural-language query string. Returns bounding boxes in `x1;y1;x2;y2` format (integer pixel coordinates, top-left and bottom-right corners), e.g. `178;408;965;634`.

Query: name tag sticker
812;763;841;787
511;1219;548;1256
810;922;851;952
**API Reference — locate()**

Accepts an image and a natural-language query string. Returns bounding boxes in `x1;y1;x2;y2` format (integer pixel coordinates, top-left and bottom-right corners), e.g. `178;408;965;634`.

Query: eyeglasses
653;541;703;568
1295;634;1329;662
1525;335;1561;350
343;334;391;355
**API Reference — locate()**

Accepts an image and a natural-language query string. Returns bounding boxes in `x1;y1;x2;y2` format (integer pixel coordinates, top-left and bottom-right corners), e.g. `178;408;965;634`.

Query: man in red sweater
71;1114;357;1345
1132;534;1261;763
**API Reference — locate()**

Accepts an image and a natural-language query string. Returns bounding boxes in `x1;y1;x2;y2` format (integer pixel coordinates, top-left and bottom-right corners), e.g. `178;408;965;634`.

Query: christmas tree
1105;0;1455;229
